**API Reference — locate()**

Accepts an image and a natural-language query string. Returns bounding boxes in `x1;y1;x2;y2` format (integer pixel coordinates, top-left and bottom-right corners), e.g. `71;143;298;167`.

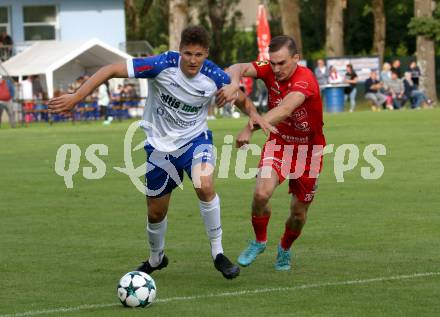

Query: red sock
280;226;301;250
252;214;270;243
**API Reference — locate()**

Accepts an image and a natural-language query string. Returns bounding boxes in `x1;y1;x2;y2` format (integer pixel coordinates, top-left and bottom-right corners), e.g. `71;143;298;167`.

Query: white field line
1;271;439;317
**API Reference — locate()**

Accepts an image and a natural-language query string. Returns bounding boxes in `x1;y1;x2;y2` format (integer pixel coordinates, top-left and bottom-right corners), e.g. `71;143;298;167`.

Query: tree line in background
125;0;439;101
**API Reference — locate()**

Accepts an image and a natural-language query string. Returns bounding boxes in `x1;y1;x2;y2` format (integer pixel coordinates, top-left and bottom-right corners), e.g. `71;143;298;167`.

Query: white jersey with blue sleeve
126;51;230;152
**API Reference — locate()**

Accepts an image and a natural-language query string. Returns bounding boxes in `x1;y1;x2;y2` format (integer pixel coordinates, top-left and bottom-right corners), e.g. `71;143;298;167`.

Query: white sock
199;194;223;259
147;216;167;267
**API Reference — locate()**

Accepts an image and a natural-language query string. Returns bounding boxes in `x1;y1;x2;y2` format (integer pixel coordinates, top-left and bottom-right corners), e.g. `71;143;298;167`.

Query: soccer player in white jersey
49;26;270;279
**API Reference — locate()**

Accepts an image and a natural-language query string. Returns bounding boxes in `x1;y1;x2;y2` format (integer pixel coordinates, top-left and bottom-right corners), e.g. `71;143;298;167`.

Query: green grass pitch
1;109;439;316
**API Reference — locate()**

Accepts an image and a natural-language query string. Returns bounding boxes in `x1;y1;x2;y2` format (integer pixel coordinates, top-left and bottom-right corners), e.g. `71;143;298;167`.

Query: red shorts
258;138;324;203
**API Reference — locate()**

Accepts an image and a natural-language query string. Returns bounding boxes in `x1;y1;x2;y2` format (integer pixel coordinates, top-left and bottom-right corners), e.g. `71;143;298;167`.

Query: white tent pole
46;71;54;99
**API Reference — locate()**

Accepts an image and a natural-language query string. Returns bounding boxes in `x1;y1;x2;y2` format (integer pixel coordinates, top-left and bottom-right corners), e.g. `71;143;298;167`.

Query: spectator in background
403;72;432;109
21;76;33;100
380;63;393;108
0;31;13;61
365;70;387;111
0;31;13;46
380;62;392;84
207;97;216;120
66;84;75;94
255;79;268;113
391;59;402;78
32;75;47;121
344;64;358;112
384;70;406;109
222;100;234;117
328;66;343;84
72;76;84;92
123;83;138;100
122;83;138;118
0;75;16;128
314;59;328;87
408;61;421;88
112;84;123;101
82;76;95;104
21;76;34;123
32;75;44;100
98;81;111;125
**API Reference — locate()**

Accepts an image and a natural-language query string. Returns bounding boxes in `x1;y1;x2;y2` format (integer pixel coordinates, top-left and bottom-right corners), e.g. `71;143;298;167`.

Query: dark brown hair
180;26;210;49
268;35;298;56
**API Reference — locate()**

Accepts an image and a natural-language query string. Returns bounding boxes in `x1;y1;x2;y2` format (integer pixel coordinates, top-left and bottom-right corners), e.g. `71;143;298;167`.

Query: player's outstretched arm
227;63;258;86
234;90;274;148
263;91;305;126
216;63;258;106
234;90;272;135
48;63;128;114
235;125;253;149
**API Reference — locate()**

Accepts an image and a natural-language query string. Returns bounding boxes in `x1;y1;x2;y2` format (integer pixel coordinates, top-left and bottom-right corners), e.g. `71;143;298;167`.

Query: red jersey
252;60;326;146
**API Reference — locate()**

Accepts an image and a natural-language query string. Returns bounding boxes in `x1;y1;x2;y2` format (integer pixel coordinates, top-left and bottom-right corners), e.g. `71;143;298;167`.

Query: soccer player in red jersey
217;35;326;271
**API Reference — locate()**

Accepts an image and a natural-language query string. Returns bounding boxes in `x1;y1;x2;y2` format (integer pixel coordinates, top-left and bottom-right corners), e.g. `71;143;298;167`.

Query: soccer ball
232;111;240;119
117;271;157;307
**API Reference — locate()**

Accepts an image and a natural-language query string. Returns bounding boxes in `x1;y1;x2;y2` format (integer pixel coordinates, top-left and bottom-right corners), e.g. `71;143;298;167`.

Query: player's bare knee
195;183;216;201
292;211;307;223
147;197;169;222
147;209;167;223
253;188;271;206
